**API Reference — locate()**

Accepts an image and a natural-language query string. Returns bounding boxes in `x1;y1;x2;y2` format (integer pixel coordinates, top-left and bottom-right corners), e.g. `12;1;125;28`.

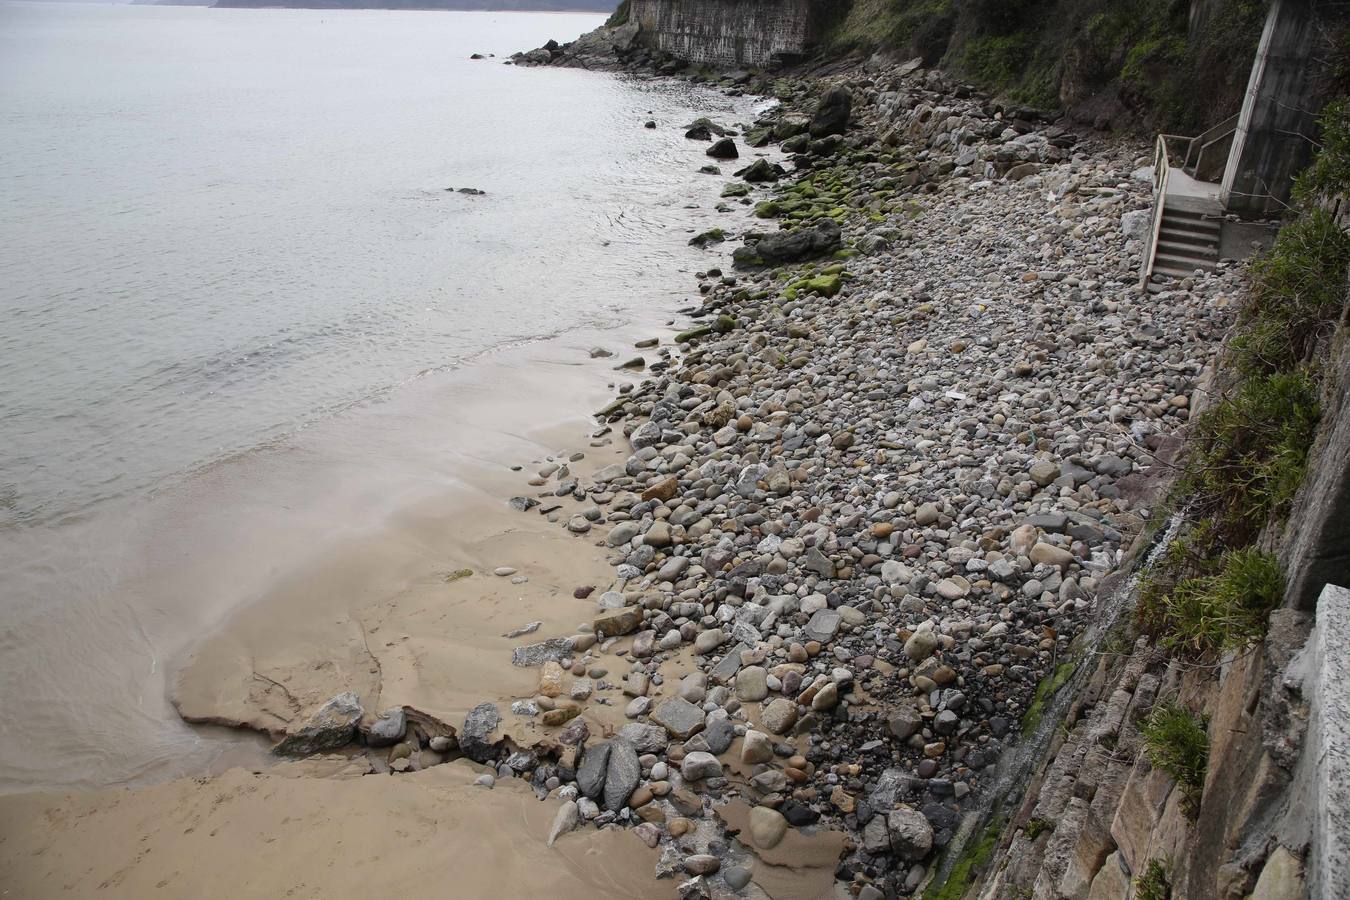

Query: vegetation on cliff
822;0;1268;131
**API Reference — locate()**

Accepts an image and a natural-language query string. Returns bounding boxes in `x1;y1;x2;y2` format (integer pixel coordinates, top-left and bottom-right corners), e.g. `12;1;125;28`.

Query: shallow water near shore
0;1;759;791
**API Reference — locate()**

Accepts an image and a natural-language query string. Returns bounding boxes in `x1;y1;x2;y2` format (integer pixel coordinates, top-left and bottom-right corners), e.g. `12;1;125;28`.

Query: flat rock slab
511;637;574;667
804;608;842;643
618;723;669;754
650;697;706;740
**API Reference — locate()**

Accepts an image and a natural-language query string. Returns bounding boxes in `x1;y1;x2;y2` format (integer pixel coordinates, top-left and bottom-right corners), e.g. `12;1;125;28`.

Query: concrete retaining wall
629;0;817;67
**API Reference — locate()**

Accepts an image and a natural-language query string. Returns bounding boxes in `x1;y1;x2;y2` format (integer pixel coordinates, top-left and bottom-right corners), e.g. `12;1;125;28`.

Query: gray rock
724;866;753;891
576;741;611;799
459;702;502;763
735;665;769;702
273;691;362;756
804;608;842;643
736;219;842;267
741;729;774;765
603;740;641;811
650;697;706;740
749;805;789;849
803;547;836;578
618;723;669;754
809;85;852;137
681;750;722;780
888;804;935;860
761;698;798;735
366;707;406;747
704;710;735;754
1121;209;1151;242
511;637;574;667
887;706;923;741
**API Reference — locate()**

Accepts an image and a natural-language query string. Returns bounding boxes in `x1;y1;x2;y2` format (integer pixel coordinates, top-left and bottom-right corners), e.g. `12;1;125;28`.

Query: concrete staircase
1148;205;1221;284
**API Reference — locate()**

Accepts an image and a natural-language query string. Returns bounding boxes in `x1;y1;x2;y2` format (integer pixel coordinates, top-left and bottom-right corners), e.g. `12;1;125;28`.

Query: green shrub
1135;859;1172;900
1295;99;1350;201
1139;547;1283;654
1236;210;1350;375
1180;369;1320;544
1140;702;1209;809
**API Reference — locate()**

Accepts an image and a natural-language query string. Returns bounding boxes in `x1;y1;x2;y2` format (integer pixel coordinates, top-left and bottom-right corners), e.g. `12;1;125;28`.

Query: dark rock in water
689;228;727;248
685;124;712;141
736;158;784;183
734;218;842;267
366;707;407;747
706;138;738;160
685;116;727;137
603;740;641;811
470;53;485;59
456;187;486;195
644;120;656;129
273;691;362;756
809;86;852;137
460;702;502;763
743;126;772;148
577;740;611;799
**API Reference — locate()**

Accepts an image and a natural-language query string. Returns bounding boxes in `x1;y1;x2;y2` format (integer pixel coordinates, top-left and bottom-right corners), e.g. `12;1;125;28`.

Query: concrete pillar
1221;0;1322;218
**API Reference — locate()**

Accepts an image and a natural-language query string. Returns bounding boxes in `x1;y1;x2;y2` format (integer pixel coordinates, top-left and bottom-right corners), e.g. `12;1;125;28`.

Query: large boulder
734;219;842;267
272;691;362;756
809;86;852;137
736;159;785;183
706;138;739;159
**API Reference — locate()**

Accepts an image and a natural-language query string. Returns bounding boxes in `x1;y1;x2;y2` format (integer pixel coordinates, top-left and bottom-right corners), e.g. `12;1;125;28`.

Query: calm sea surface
0;1;758;789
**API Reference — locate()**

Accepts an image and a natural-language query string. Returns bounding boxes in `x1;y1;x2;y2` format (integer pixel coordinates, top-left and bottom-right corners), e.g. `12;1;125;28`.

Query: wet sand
0;761;670;899
0;311;670;792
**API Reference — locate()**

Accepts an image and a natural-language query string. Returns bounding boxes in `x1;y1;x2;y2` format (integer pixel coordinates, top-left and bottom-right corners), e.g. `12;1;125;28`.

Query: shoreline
0;45;1247;900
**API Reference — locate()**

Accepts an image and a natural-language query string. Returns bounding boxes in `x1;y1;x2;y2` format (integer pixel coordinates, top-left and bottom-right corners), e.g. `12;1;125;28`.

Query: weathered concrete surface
629;0;819;67
1222;0;1325;217
1282;338;1350;611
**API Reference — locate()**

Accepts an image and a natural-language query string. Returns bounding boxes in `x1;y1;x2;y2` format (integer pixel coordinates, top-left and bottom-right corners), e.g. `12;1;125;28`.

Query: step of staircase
1146;204;1222;288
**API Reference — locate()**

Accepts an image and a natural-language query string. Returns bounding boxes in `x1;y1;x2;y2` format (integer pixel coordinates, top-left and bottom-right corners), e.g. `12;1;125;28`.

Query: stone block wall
629;0;818;67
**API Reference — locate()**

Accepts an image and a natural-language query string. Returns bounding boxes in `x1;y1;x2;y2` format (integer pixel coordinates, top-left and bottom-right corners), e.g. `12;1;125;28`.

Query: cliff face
821;0;1270;132
628;0;821;67
613;0;1268;131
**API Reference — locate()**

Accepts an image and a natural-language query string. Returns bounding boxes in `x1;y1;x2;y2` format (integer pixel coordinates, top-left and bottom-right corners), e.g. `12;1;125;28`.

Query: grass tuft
1234;210;1350;377
1138;547;1283;655
1140;702;1209;810
1134;859;1172;900
1178;369;1320;546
